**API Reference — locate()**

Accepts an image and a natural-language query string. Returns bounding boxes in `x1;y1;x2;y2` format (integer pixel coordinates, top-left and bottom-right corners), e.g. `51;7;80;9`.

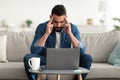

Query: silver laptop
46;48;80;70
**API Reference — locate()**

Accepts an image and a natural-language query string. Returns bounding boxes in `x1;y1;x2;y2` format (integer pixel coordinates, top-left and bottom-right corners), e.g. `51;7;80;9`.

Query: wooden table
29;67;89;80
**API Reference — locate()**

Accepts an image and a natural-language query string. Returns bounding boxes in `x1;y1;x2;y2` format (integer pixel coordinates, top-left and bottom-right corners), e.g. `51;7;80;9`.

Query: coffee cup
28;57;40;71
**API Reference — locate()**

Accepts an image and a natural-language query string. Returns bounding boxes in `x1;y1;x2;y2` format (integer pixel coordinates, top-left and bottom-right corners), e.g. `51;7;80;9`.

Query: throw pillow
108;42;120;66
0;34;8;62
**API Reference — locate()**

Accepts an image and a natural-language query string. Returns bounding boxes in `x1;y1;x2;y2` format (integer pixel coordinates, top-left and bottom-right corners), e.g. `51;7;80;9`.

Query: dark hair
51;4;66;16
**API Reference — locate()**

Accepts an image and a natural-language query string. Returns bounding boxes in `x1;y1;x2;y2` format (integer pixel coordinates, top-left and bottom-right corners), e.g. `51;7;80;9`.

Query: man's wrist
68;32;73;37
45;32;50;37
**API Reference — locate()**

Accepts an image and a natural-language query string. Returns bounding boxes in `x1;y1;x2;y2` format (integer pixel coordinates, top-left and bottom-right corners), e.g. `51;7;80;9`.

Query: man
24;4;92;80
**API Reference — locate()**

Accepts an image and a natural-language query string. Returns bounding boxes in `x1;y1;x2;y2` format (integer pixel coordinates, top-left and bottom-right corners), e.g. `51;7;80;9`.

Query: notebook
46;48;80;70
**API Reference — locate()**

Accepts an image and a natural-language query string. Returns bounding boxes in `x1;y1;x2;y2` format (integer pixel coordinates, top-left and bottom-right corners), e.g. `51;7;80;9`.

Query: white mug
28;57;40;71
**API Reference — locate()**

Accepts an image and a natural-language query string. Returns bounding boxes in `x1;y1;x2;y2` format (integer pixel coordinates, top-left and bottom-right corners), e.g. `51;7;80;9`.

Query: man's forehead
53;16;65;22
53;19;64;22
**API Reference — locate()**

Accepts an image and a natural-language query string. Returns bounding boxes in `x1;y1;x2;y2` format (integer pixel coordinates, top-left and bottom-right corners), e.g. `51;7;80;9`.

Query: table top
29;67;89;75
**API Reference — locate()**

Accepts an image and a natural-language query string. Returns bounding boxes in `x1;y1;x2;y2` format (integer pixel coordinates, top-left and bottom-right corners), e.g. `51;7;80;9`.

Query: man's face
51;15;66;32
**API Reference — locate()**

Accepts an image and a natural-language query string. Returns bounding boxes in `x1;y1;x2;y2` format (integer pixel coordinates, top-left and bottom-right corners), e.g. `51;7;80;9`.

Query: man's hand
64;17;72;35
46;16;54;35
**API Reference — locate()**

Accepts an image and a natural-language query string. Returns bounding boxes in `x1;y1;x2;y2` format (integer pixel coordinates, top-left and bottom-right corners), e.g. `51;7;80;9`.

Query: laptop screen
46;48;80;70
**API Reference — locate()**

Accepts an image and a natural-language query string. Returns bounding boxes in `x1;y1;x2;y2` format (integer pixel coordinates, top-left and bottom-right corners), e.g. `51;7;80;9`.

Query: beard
53;27;64;32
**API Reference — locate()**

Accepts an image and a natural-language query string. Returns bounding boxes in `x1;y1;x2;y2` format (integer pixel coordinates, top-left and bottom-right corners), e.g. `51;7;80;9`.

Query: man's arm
64;18;80;48
64;17;85;53
37;33;49;47
71;24;86;54
30;17;54;55
30;24;47;55
68;33;79;48
38;17;53;47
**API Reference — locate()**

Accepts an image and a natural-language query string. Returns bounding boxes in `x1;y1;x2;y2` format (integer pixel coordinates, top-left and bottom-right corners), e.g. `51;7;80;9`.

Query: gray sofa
0;30;120;80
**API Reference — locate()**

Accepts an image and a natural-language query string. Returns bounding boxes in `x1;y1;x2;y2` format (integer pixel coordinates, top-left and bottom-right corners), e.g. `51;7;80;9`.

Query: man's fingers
64;17;69;24
49;16;54;24
49;17;53;23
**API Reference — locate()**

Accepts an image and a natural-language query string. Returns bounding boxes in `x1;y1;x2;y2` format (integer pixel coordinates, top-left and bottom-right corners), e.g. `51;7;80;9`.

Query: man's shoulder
34;21;48;33
70;23;79;31
36;21;48;30
70;23;78;29
38;21;48;27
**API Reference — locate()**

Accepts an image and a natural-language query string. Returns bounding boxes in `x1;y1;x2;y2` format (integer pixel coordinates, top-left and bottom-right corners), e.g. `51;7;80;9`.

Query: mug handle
28;58;32;68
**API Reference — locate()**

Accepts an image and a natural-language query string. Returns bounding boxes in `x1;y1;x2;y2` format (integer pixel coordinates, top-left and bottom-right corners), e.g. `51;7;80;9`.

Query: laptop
46;48;80;70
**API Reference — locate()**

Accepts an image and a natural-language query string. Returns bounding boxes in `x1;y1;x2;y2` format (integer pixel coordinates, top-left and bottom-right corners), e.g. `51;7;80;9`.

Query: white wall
0;0;119;29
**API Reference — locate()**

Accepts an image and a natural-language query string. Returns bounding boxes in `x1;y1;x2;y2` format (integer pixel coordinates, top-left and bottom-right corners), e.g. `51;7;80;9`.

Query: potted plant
25;19;33;27
112;17;120;30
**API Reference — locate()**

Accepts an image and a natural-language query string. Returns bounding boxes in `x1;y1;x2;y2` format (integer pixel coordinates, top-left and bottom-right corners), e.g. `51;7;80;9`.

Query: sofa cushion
6;32;34;62
108;42;120;66
87;63;120;79
0;62;27;79
0;34;8;62
81;30;120;62
0;62;46;80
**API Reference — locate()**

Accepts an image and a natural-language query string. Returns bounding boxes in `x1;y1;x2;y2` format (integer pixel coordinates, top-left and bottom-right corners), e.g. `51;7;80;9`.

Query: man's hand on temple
64;17;72;35
46;16;54;35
